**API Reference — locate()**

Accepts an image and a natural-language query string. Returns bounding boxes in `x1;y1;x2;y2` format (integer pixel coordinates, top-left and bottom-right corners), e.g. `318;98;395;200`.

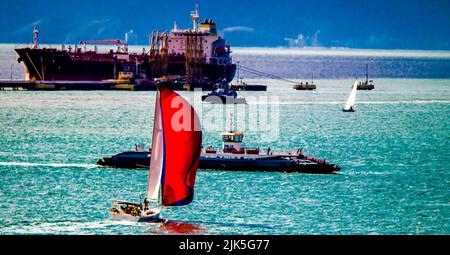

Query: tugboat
97;118;340;174
201;82;246;104
293;73;316;90
356;64;375;90
200;122;339;173
229;61;267;91
292;82;316;90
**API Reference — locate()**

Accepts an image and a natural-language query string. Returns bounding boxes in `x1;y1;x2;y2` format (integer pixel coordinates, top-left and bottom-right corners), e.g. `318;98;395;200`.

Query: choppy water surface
0;45;449;234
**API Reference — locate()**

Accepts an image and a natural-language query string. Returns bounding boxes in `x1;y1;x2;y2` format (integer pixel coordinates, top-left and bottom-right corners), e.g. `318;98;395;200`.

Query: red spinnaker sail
159;87;202;206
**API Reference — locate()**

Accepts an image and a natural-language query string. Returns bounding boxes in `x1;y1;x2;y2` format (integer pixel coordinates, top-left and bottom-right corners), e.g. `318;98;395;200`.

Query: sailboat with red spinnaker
110;87;202;222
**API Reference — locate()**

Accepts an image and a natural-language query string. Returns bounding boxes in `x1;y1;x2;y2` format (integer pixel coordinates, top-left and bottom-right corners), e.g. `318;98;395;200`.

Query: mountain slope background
0;0;449;50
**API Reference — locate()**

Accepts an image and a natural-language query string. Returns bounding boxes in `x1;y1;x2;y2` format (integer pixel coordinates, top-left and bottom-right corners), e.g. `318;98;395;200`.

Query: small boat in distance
292;82;316;90
110;87;202;222
202;82;246;104
229;61;267;91
357;64;375;90
343;80;358;112
293;73;316;90
230;77;267;91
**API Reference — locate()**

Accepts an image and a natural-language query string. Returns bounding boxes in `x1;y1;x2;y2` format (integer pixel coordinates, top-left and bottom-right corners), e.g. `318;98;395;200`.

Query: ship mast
365;63;369;84
32;26;39;49
173;21;178;32
191;4;200;32
228;113;234;132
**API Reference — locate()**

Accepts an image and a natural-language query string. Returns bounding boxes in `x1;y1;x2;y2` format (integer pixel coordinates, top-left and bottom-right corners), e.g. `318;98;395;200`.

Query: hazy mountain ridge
1;0;449;50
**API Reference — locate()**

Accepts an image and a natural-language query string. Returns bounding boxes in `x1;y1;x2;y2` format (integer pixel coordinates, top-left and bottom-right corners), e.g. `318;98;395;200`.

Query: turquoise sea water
0;79;449;235
0;45;449;234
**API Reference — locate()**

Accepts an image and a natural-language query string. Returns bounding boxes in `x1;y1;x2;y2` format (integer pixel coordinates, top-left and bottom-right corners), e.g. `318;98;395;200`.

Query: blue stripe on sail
171;187;194;206
159;92;166;198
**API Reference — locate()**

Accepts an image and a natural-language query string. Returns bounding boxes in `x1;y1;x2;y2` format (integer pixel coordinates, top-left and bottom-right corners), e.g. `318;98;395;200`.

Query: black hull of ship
15;48;236;86
96;151;340;174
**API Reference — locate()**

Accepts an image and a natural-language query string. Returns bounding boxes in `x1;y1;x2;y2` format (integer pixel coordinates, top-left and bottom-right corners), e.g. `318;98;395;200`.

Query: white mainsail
344;80;358;110
146;89;164;201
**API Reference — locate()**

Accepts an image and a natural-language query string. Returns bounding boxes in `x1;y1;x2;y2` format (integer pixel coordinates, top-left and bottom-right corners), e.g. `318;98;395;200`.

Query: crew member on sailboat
110;87;202;222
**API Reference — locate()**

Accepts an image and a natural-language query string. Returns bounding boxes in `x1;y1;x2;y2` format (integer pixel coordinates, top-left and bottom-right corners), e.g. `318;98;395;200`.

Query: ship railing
293;159;316;165
244;147;260;154
303;155;327;165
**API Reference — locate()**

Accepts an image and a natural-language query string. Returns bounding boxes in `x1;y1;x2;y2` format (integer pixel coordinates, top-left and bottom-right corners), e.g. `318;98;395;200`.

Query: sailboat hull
138;214;166;223
110;212;163;223
111;212;140;222
342;108;355;112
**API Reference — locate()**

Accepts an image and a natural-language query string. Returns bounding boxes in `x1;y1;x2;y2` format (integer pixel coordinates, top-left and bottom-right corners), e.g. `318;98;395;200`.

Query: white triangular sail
344;80;358;110
146;89;164;202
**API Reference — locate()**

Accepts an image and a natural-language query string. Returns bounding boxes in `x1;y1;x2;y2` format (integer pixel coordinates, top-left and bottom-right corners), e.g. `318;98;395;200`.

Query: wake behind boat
110;87;202;222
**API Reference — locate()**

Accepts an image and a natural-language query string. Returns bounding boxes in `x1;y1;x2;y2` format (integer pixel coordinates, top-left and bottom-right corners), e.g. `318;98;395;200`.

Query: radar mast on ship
221;114;244;152
32;26;39;49
191;4;200;31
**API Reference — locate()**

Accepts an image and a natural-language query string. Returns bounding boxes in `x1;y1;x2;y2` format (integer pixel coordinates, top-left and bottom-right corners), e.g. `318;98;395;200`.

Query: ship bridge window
222;135;231;142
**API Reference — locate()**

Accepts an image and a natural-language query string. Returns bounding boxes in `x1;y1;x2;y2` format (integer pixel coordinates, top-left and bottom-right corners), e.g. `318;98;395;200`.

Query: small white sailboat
343;80;358;112
110;87;202;222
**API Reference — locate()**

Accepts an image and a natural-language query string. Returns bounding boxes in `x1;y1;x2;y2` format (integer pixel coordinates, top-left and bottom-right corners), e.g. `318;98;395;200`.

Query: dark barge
97;150;339;174
97;129;340;174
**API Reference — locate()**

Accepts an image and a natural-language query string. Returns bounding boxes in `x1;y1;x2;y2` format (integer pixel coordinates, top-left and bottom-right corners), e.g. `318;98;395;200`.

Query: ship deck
0;80;189;91
97;150;340;174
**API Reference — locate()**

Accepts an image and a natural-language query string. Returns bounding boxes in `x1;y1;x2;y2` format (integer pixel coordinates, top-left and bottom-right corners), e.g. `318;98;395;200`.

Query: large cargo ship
15;6;236;88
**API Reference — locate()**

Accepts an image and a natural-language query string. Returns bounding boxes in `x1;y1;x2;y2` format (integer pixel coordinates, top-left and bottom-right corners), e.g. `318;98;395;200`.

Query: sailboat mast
156;97;163;210
366;64;369;83
146;88;164;202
